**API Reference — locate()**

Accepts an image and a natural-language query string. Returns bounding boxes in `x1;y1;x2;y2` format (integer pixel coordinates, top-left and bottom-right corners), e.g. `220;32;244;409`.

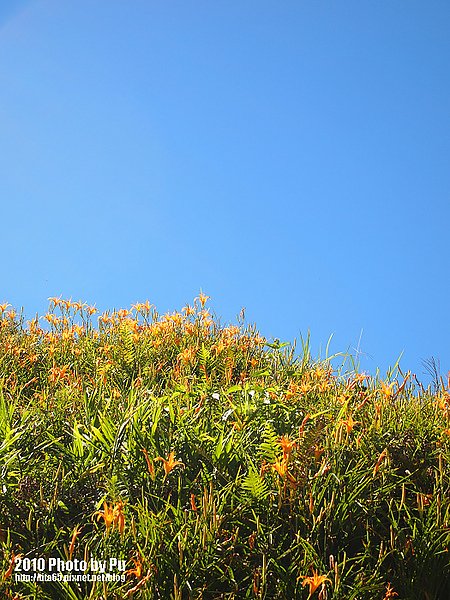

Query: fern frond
241;467;269;500
119;324;135;367
259;422;280;463
198;343;209;368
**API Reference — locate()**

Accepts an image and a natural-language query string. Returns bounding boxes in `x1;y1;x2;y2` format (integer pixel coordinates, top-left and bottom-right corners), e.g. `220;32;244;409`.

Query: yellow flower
48;296;62;307
272;457;289;478
285;381;300;400
0;302;11;313
197;291;210;307
177;346;196;365
317;380;330;392
155;451;184;476
436;392;450;417
71;300;85;312
300;381;312;394
182;304;195;316
299;569;330;596
132;300;152;313
71;324;84;337
313;366;326;380
271;457;297;485
380;380;395;400
62;298;73;310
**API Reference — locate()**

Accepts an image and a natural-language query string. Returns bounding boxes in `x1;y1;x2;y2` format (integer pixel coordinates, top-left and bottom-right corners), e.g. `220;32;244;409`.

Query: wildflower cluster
0;296;449;599
0;294;266;406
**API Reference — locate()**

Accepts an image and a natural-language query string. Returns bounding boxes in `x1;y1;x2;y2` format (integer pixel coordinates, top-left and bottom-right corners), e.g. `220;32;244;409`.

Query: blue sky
1;0;449;382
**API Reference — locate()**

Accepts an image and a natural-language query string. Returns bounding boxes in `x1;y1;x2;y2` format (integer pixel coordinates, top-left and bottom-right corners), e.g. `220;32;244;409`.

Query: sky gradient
1;0;449;382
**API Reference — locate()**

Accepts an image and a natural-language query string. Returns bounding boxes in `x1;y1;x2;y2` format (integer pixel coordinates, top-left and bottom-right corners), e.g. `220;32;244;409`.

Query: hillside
0;296;449;599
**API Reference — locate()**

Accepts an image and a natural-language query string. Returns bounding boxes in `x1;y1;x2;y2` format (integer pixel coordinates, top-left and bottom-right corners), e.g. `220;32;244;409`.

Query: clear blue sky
1;1;449;382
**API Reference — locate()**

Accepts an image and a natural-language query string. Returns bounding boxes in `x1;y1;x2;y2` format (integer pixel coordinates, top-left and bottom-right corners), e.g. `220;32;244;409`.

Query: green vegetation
0;296;449;599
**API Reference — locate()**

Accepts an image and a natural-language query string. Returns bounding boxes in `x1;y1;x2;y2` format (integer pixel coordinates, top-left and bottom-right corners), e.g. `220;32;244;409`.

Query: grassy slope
0;297;449;599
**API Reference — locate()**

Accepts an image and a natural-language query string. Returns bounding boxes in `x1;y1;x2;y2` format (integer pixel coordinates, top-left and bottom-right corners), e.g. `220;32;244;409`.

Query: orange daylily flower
132;300;152;312
98;312;111;324
313;366;326;380
317;380;330;392
373;448;388;476
68;525;82;559
124;569;155;597
155;451;184;476
114;501;126;534
380;380;395;400
96;502;115;532
436;392;450;417
299;381;312;394
48;365;71;384
61;298;73;310
337;393;349;405
346;372;368;390
383;582;399;599
299;568;331;595
3;552;23;580
299;413;310;436
126;555;143;579
178;346;196;365
71;324;84;336
44;313;58;324
272;458;297;484
95;501;125;534
339;415;359;434
278;435;296;461
182;304;195;316
142;448;156;479
48;296;62;307
354;372;368;383
197;291;210;307
314;447;324;462
272;458;288;478
71;300;85;312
